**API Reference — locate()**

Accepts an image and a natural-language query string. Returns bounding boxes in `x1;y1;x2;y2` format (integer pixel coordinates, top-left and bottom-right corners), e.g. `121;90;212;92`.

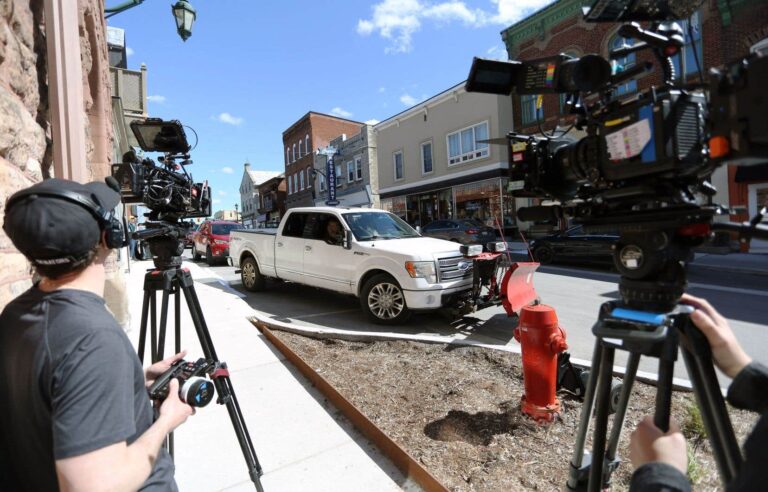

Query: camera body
111;118;212;221
148;358;216;408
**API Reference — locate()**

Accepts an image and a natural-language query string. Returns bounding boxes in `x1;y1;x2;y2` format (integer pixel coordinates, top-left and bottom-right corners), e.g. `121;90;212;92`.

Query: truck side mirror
343;230;352;250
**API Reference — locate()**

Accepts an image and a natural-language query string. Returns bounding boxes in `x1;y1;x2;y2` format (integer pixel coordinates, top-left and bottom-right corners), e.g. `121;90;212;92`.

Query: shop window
393;151;404;180
521;94;542;126
609;34;638;96
421;141;433;174
355;156;363;181
454;178;503;226
446;121;489;166
319;172;326;191
335;164;342;187
347;161;355;182
671;11;703;80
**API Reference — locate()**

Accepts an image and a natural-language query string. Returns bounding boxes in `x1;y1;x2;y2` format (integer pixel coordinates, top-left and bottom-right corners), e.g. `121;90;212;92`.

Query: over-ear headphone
5;188;127;249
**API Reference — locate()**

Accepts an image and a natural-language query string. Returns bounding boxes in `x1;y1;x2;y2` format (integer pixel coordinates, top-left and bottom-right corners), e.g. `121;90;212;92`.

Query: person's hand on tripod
681;294;752;379
145;350;188;388
157;378;195;432
630;416;687;474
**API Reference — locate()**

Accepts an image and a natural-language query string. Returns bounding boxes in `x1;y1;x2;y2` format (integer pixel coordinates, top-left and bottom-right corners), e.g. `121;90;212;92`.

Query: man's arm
56;379;193;492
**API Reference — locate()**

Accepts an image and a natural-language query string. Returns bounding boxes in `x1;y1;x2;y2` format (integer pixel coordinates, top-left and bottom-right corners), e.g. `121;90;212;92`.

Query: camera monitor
130;118;191;154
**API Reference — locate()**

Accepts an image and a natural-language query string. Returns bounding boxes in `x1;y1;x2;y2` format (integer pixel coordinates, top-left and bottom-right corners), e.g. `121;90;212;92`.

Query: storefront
380;177;517;232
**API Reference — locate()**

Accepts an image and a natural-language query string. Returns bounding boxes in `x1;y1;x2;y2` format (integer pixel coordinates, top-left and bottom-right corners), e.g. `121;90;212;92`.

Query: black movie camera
111;118;212;221
148;358;216;408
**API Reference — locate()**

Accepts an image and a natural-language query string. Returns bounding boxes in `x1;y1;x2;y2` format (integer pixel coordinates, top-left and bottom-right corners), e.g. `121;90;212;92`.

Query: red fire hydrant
513;303;568;423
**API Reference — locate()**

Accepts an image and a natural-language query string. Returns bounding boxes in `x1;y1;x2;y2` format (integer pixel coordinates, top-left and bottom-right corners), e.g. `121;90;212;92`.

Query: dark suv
192;220;241;265
421;219;497;246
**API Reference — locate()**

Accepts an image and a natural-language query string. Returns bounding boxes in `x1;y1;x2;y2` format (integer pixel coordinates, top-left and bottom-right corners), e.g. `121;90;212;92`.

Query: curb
689;263;768;277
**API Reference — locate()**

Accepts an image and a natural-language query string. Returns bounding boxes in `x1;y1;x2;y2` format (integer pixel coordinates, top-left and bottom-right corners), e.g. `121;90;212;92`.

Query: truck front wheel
360;274;411;325
241;257;265;292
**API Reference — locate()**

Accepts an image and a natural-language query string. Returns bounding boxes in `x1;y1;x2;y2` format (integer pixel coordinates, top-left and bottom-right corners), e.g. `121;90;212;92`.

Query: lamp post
105;0;196;42
234;203;239;224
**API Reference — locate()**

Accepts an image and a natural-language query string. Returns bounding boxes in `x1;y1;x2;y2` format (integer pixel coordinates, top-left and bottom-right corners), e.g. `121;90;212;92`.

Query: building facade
282;112;364;209
238;162;279;227
213;210;239;221
501;0;768;248
312;125;379;208
375;82;515;231
257;173;286;227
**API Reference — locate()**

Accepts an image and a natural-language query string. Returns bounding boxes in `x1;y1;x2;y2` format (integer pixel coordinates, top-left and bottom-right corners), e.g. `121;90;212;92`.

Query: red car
192;220;241;265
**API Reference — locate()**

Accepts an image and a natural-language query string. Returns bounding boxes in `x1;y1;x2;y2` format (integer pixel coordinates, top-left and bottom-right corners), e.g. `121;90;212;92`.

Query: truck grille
438;256;473;282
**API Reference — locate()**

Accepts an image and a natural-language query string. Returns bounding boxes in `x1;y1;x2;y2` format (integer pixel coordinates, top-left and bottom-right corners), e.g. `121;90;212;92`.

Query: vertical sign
326;156;338;205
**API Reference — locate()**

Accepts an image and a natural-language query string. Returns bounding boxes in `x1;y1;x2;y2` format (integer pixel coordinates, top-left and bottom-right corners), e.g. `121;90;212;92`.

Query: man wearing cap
0;178;194;491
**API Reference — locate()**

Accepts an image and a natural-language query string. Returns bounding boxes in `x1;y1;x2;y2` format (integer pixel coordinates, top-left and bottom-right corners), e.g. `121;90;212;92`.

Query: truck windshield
342;212;420;241
212;223;240;235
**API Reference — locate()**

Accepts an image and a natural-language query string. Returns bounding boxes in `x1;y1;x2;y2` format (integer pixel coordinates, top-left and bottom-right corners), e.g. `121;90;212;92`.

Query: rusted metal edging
252;319;449;492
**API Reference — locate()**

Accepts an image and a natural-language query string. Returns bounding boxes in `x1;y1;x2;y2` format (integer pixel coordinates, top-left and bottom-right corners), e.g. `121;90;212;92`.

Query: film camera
466;0;768;308
111;118;212;221
148;358;216;408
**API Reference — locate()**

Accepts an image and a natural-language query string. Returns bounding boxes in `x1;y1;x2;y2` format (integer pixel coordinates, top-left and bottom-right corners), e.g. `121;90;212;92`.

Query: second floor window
305;135;310;155
393;151;404;180
288;175;293;194
299;171;304;190
292;144;296;162
447;121;489;165
347;161;355;183
298;140;303;157
610;34;638;96
355;156;363;181
421;141;433;174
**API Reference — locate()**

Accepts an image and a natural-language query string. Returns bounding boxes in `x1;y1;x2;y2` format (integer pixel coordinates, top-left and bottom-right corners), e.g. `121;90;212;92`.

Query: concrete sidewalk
124;258;411;492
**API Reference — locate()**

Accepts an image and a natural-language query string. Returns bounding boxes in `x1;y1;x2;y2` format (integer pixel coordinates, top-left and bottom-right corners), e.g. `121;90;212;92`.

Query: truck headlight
405;261;437;283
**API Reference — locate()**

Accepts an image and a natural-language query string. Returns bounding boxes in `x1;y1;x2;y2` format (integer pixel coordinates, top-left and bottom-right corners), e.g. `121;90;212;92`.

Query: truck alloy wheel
241;257;265;292
361;274;411;325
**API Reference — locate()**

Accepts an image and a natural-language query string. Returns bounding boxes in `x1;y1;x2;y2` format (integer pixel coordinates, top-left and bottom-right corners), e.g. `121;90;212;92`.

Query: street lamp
105;0;197;42
234;203;239;223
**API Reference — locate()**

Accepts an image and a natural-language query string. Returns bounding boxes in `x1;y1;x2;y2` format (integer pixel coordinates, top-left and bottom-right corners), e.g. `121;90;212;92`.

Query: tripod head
132;219;192;270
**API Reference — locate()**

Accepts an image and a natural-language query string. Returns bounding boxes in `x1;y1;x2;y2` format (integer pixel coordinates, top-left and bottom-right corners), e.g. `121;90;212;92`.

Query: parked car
421;219;497;247
192;220;241;265
529;225;618;266
184;223;200;249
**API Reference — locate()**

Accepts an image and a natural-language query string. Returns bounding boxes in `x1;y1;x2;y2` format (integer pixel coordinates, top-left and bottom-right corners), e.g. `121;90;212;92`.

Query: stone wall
0;0;119;313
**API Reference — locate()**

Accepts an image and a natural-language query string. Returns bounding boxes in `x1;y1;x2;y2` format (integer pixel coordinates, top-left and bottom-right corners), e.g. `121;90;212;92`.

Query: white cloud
330;107;353;118
212;198;221;204
216;112;244;126
365;119;380;125
221;166;234;174
378;86;386;93
400;93;427;106
357;0;554;53
126;47;135;57
486;44;508;60
147;95;166;103
218;190;227;196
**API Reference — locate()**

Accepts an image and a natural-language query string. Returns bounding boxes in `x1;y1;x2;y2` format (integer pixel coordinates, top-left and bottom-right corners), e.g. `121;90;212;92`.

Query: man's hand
630;416;688;474
681;294;752;379
145;350;187;388
157;378;195;433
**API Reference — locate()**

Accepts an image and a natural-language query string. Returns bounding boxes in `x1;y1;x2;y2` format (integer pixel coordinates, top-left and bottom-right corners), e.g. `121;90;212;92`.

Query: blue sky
109;0;553;210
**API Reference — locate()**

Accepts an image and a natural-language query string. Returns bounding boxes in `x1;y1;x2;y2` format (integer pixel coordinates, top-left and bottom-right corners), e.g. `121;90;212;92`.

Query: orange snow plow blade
500;262;540;314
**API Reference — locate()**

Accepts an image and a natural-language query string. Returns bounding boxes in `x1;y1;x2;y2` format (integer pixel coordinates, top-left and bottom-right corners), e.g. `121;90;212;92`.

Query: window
305;135;310;154
347;161;355;183
282;212;309;238
393;151;404;180
299;171;304;190
521;94;542;126
335;164;342;187
298;140;303;158
671;11;703;80
355;156;363;181
286;147;290;164
421;141;433;174
292;144;296;162
306;167;312;188
294;174;298;192
610;34;638;96
446;121;489;165
288;175;293;194
319;171;326;191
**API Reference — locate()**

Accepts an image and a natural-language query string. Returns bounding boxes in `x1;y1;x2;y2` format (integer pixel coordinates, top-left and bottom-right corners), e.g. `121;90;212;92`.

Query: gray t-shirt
0;287;177;491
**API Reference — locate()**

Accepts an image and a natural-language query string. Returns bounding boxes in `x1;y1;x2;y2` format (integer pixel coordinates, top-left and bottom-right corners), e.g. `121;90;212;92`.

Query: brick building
257;173;286;226
500;0;768;249
282;112;363;209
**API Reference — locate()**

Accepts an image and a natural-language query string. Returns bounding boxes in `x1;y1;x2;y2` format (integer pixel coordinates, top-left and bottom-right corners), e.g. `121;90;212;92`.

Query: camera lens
180;376;214;407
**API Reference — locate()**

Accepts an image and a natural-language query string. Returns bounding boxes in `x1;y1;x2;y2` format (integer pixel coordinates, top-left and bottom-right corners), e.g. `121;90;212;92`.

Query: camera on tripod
148;358;216;408
111;118;212;221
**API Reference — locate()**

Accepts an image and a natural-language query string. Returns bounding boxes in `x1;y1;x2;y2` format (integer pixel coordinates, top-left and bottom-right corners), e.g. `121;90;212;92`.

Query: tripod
565;215;747;491
135;228;264;491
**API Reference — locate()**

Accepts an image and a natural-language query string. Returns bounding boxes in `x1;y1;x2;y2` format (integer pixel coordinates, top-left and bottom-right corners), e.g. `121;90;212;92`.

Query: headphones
5;188;127;250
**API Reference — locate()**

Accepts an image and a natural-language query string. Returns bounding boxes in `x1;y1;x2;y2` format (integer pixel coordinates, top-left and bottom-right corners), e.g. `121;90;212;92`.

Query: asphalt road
183;251;767;389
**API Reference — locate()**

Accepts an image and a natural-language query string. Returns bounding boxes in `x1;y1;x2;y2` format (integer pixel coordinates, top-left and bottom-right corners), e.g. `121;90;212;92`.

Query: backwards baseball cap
3;178;121;266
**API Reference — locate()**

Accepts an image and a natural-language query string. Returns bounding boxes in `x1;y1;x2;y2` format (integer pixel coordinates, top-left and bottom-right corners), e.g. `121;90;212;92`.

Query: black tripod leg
588;343;615;492
604;353;640;486
654;358;674;432
175;287;181;355
179;277;264;491
679;321;742;483
150;292;158;363
567;339;604;490
138;288;152;364
156;289;170;362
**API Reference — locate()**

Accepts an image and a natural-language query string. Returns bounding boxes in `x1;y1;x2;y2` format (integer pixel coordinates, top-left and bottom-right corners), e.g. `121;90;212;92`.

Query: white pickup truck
228;207;475;324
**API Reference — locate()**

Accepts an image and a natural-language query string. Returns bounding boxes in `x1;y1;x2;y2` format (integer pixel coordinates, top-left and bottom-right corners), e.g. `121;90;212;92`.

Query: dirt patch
270;331;759;491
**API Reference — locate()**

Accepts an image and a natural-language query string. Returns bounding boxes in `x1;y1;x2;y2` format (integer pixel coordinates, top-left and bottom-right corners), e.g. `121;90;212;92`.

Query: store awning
734;163;768;182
